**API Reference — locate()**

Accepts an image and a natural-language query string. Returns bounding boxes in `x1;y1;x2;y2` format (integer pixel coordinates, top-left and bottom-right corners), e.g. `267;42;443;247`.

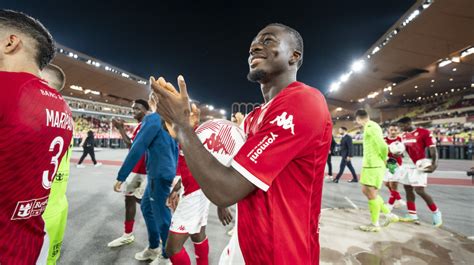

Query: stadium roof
326;0;474;116
52;43;151;107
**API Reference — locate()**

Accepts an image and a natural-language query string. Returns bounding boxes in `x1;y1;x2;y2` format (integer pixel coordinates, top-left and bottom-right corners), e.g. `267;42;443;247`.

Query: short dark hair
397;117;412;124
340;126;348;131
268;23;304;68
0;10;55;70
134;99;150;111
388;123;399;128
355;109;368;118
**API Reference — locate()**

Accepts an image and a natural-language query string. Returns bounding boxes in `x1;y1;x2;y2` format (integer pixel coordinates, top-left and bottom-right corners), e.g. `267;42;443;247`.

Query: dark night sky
3;0;415;109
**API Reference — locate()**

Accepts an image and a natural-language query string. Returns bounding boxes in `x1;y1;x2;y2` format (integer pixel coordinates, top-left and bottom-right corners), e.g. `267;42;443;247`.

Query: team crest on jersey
11;196;49;220
270;112;295;135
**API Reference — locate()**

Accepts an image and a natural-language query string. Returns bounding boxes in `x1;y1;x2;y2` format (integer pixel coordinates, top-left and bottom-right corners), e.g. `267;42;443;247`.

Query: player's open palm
167;191;180;211
112;119;124;129
150;75;191;129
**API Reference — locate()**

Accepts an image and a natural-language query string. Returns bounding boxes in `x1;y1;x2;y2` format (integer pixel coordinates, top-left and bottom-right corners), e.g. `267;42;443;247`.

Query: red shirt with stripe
385;136;403;165
230;82;332;265
0;71;73;265
401;128;436;164
176;149;200;196
131;123;147;174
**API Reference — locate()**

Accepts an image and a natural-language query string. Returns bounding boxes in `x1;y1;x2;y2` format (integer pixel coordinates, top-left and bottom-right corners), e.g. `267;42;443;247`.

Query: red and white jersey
230;82;332;265
176;149;200;196
0;71;73;264
401;128;435;165
385;136;402;165
131;123;147;175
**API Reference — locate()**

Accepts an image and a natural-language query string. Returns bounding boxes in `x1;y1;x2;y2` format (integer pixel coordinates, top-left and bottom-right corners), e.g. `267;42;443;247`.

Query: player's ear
3;34;22;54
289;50;302;67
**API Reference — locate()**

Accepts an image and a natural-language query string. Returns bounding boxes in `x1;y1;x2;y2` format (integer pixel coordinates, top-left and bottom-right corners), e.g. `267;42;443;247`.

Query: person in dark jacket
77;130;102;168
326;136;336;180
333;127;358;183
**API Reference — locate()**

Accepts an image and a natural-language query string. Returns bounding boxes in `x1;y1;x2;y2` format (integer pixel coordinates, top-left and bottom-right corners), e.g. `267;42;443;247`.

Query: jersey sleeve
230;94;317;192
423;129;436;147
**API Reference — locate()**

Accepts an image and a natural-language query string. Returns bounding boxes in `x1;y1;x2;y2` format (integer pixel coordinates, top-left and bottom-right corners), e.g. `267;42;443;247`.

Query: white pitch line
344;196;359;210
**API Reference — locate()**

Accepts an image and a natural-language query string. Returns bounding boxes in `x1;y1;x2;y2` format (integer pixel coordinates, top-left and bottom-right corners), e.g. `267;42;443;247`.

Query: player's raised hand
150;75;191;129
112;119;124;129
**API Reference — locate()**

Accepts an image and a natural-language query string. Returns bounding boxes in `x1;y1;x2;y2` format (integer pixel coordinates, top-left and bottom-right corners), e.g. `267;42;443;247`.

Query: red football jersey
230;82;332;264
385;136;403;165
131;123;147;174
401;128;435;165
176;149;200;196
0;71;73;264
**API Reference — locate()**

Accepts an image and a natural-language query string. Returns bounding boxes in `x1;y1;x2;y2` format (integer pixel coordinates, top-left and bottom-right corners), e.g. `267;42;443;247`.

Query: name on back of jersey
46;108;73;131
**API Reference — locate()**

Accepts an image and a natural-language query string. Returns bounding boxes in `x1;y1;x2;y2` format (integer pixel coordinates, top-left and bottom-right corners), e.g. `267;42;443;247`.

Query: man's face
388;126;399;138
399;122;411;132
247;25;297;83
338;128;345;135
132;103;146;121
355;117;363;127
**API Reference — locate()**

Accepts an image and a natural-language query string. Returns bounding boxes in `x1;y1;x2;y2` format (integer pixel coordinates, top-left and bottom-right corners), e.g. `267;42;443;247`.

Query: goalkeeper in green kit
354;109;399;232
41;64;71;264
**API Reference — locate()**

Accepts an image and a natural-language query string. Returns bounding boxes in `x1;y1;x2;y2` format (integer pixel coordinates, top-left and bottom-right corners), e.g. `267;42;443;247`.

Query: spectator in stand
77;130;102;168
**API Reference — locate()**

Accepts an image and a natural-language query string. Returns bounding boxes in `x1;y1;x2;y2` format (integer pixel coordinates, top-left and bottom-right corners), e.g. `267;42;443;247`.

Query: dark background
2;0;415;109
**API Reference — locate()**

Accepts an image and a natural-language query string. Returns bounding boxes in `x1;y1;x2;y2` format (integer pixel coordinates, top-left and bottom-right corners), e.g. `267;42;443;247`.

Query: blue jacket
117;113;178;182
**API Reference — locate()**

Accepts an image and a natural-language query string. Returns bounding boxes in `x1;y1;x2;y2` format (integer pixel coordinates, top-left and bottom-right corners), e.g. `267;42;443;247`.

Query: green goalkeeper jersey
43;144;71;217
362;120;388;168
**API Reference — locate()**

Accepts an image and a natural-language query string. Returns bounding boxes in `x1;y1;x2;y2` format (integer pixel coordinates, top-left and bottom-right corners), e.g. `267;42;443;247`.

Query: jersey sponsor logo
270;112;295;135
248;132;278;163
46;109;73;131
11;196;49;220
202;124;236;155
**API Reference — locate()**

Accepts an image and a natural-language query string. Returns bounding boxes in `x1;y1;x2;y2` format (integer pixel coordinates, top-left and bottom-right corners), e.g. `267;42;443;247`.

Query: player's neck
1;61;41;77
260;72;297;103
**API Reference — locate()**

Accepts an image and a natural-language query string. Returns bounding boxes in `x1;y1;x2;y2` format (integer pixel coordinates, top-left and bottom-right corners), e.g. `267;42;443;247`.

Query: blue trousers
141;176;173;257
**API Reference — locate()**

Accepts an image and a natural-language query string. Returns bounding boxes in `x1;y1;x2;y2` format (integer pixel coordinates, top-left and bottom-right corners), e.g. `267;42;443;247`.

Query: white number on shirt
42;136;64;189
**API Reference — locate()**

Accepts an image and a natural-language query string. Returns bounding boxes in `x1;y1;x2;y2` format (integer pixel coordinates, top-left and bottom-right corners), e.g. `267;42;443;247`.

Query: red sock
392;190;402;201
124;220;134;234
170;247;191;265
428;203;438;212
194;238;209;265
388;194;396;205
407;201;417;215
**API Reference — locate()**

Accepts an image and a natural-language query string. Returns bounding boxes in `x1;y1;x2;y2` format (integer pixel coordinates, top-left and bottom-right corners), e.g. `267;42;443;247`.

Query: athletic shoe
76;164;86;168
400;214;420;225
359;224;381;232
107;233;135;248
393;199;406;209
94;162;103;167
347;179;358;183
325;175;333;181
135;247;160;261
382;213;399;227
332;179;339;183
432;211;443;227
149;255;171;265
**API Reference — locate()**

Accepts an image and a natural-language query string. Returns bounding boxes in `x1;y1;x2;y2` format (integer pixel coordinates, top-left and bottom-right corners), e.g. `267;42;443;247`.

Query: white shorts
219;207;245;265
399;165;428;187
123;173;147;199
383;167;402;182
169;190;210;235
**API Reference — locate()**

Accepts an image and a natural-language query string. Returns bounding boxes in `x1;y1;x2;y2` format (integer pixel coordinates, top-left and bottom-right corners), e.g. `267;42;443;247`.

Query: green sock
368;199;381;226
378;195;390;214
